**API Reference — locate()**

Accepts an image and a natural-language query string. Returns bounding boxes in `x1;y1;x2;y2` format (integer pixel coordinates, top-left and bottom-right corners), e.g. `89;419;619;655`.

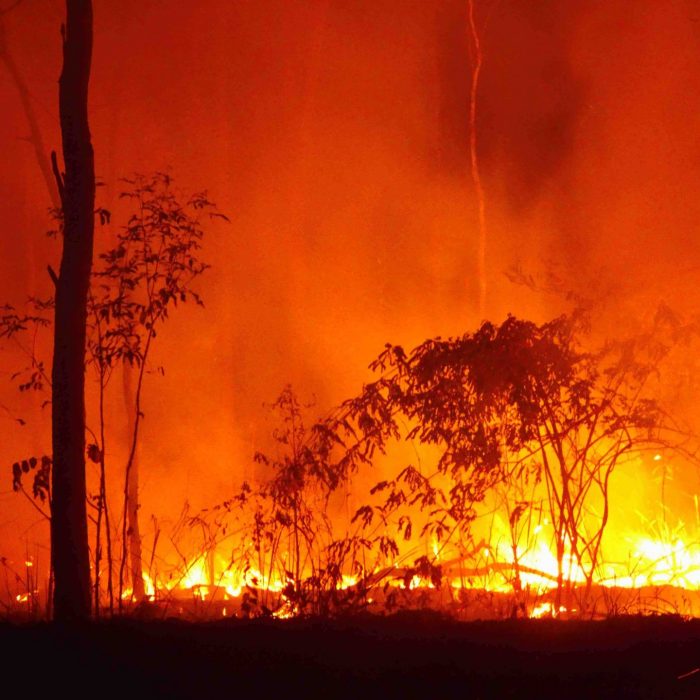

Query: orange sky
2;0;700;572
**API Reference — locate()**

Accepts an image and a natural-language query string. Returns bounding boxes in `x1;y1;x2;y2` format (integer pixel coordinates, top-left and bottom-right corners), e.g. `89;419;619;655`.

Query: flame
625;538;700;588
530;603;573;618
180;555;209;590
143;572;156;600
132;520;700;615
105;453;700;621
340;574;358;589
102;501;700;622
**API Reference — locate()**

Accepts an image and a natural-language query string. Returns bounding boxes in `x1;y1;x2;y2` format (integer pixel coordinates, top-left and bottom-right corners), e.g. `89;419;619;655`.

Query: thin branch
17;484;50;521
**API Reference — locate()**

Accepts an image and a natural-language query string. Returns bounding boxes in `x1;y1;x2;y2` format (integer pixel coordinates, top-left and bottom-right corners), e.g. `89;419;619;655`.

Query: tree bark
123;363;145;601
50;0;94;622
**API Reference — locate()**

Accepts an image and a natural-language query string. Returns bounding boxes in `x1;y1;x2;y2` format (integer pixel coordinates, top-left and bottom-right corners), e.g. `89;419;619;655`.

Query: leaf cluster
88;172;222;374
12;455;51;503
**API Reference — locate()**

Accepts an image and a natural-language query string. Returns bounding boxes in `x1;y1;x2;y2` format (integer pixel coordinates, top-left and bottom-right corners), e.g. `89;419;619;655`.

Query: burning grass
5;311;700;624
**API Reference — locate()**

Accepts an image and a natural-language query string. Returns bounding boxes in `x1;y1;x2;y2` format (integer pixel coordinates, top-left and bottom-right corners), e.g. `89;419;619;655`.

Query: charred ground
4;613;700;699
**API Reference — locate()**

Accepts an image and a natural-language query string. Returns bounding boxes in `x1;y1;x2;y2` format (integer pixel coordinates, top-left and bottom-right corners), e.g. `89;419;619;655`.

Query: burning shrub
309;311;699;615
67;307;700;621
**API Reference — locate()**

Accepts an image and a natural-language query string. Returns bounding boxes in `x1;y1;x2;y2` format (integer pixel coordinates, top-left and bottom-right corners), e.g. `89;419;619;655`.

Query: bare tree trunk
50;0;94;622
123;362;145;601
118;332;151;607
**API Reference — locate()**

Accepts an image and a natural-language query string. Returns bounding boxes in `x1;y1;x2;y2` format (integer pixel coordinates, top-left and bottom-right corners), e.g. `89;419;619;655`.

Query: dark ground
3;612;700;699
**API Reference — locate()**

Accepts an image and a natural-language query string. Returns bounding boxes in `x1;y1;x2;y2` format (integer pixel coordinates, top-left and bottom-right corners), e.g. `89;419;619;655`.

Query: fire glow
10;313;700;621
108;517;700;620
3;2;700;631
104;450;700;621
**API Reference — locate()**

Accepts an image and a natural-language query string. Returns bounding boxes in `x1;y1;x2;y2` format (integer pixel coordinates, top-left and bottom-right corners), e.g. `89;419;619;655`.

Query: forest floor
3;612;700;699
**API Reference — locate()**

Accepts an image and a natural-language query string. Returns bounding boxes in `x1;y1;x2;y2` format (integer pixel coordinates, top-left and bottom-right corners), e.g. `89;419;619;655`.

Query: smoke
1;0;700;570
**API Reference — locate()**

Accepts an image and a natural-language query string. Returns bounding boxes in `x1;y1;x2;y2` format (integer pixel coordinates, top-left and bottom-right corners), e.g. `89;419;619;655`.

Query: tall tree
50;0;94;621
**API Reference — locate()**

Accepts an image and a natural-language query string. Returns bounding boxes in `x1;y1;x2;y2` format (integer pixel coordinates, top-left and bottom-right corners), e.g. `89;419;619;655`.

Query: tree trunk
123;363;145;601
50;0;94;622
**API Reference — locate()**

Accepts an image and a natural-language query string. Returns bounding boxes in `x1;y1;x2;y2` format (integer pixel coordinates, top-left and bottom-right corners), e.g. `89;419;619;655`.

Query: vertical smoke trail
467;0;487;318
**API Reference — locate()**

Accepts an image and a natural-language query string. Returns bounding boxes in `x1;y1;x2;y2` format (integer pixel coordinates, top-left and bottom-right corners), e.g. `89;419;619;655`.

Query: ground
3;612;700;698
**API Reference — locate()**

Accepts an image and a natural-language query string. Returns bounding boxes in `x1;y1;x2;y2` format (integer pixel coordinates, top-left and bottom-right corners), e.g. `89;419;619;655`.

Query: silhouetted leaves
12;454;51;504
302;311;694;608
86;443;102;464
87;172;220;378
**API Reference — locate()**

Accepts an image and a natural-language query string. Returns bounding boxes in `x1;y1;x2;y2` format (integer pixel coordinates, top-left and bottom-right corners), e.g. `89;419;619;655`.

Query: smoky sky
2;0;700;558
434;0;587;211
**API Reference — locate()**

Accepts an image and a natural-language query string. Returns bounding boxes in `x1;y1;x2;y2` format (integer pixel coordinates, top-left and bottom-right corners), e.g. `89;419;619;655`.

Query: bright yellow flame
181;555;210;589
530;603;571;618
340;574;358;589
122;480;700;620
530;602;553;618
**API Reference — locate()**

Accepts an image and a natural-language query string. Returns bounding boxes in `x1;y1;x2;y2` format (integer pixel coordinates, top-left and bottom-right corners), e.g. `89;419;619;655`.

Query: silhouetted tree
88;173;219;607
50;0;94;621
313;312;698;609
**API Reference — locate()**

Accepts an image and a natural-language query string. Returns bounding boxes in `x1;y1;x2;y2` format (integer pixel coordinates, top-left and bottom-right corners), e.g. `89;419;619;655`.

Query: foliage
302;311;697;611
191;387;378;617
314;315;584;539
11;455;52;521
88;172;223;373
0;299;52;400
2;172;224;615
5;249;698;619
177;312;697;618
